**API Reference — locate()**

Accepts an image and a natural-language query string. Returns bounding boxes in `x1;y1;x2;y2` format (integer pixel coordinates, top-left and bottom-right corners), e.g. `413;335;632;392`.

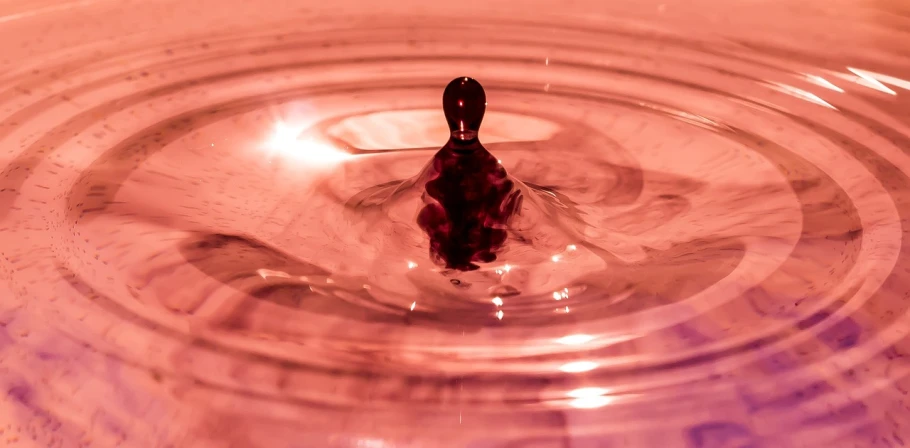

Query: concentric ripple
2;1;910;447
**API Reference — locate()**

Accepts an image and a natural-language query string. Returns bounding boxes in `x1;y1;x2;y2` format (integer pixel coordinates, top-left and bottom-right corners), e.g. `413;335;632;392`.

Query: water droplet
442;76;485;143
415;77;520;271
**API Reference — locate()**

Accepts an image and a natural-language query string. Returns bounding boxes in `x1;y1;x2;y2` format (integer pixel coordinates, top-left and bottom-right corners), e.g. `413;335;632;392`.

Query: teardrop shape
442;77;486;143
414;77;516;271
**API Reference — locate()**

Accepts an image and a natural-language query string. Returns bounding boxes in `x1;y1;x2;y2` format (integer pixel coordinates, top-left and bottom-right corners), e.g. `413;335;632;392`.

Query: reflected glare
568;387;610;398
569;395;615;409
804;74;845;93
559;361;598;373
556;334;596;345
848;68;910;92
256;268;290;279
829;68;898;95
566;387;615;409
264;122;353;166
766;82;837;109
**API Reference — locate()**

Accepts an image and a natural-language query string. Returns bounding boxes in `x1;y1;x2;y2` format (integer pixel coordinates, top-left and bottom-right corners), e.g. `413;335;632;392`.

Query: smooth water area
1;0;910;446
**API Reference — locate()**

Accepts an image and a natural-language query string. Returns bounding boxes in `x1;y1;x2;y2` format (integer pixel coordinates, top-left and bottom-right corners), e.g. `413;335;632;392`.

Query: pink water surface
1;0;910;447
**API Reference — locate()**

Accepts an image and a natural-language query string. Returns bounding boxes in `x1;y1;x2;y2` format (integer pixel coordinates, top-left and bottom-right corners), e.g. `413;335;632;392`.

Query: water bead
417;78;521;270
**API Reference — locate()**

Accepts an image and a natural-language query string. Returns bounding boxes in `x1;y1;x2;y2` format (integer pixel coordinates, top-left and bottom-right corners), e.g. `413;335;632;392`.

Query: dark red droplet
416;77;520;271
442;77;486;143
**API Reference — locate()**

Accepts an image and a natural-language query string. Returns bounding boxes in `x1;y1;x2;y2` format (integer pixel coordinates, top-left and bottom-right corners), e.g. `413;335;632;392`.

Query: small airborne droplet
442;76;486;143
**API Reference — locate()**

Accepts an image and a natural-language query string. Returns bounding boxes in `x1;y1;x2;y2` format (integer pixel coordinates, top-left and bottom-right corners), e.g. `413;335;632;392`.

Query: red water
1;1;910;447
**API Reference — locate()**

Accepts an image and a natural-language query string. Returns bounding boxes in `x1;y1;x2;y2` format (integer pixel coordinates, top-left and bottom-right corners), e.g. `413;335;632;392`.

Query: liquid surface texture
1;0;909;447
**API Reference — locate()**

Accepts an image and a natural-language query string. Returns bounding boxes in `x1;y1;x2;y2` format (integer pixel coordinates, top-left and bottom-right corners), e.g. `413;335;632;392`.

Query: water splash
1;1;910;447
